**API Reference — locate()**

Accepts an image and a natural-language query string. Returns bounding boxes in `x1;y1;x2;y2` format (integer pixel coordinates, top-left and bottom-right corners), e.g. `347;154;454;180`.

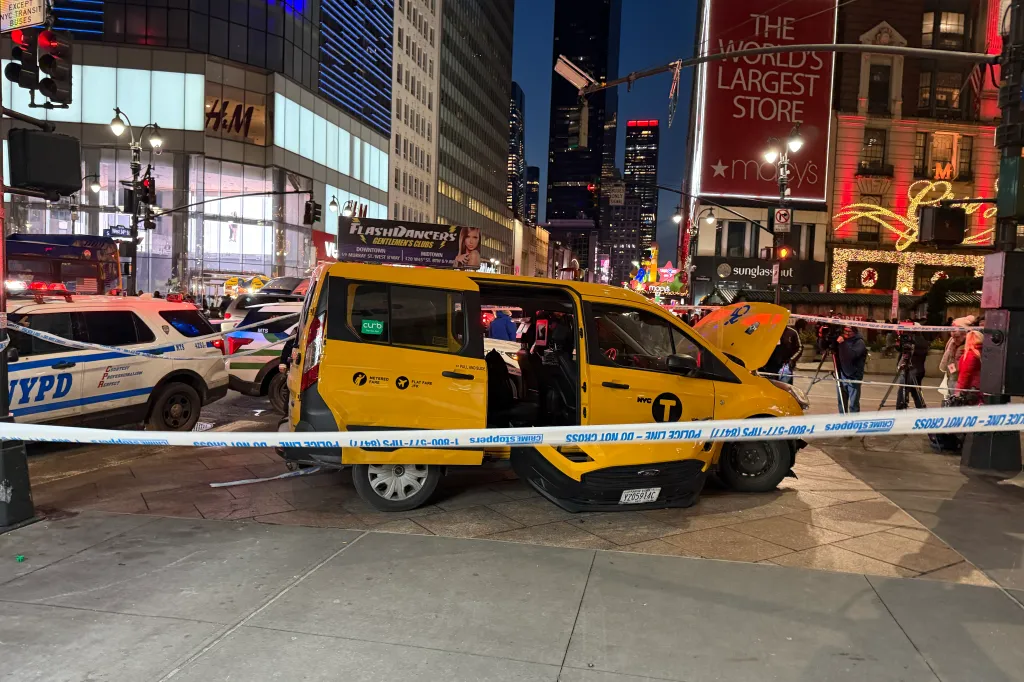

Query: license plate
618;487;660;504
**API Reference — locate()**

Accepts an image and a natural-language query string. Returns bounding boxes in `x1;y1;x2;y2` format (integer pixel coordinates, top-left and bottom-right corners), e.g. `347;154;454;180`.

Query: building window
726;221;745;258
394;202;399;218
914;132;929;177
938;12;966;49
868;64;891;114
922;11;934;47
935;72;962;111
918;72;931;107
859;128;888;173
395;168;400;189
402;171;407;192
395;134;401;154
397;63;403;84
857;195;882;243
931;133;954;168
958;135;974;178
398;27;403;46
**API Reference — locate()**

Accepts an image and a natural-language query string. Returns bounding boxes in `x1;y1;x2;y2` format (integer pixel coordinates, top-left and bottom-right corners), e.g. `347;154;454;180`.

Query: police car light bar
24;281;73;302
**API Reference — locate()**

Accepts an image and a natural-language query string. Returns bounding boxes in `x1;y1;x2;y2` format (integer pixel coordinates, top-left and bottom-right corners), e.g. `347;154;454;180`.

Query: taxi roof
322;262;656;307
6;295;200;315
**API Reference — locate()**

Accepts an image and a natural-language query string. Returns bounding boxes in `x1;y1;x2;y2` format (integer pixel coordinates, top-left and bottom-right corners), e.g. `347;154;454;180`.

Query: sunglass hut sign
718;263;793;280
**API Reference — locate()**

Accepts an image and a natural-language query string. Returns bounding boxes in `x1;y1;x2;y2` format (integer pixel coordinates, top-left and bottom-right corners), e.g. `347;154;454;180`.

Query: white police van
5;291;228;430
225;301;300;413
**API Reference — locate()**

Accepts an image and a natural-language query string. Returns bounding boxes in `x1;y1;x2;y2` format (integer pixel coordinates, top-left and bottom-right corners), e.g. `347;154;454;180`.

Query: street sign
608;182;625;206
772;263;780;286
104;224;133;241
1;0;46;33
773;208;791;234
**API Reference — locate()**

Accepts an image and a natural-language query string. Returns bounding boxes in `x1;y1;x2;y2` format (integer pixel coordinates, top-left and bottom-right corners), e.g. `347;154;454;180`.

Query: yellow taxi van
283;263;809;512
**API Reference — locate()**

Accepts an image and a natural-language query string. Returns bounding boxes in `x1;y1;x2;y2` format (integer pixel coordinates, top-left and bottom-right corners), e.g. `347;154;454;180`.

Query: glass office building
2;0;392;295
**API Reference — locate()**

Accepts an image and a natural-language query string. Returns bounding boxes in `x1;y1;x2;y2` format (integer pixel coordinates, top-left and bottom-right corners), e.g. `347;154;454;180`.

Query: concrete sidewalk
2;512;1024;682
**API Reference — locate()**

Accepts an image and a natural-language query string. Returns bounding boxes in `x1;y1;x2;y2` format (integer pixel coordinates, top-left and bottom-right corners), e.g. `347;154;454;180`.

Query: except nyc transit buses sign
693;0;837;203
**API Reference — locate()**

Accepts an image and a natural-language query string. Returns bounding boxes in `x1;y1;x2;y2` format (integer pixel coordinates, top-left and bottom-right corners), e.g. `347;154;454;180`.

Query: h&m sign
204;97;267;145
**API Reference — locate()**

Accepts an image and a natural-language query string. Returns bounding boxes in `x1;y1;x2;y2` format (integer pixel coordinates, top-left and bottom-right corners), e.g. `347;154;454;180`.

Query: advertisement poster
338;217;475;268
693;0;837;203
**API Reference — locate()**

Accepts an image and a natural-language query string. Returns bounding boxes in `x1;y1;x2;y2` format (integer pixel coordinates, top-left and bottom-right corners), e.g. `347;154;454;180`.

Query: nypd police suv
5;289;228;430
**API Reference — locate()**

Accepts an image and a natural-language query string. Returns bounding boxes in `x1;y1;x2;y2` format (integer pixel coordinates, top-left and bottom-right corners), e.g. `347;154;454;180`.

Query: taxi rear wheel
352;464;441;512
147;382;201;431
718;441;789;493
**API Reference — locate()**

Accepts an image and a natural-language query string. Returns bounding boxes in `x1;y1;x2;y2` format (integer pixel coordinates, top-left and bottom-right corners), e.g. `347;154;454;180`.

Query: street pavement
6;386;1024;680
2;512;1024;682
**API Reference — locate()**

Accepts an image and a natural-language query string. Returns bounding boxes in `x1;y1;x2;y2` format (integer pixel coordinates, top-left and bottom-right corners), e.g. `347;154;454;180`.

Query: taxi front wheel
147;382;201;431
718;441;790;493
352;464;441;512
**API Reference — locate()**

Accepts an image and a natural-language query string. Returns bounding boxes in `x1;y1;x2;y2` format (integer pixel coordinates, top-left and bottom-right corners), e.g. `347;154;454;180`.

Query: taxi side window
80;311;156;346
590;304;701;372
7;313;78;357
346;281;464;353
348;282;390;342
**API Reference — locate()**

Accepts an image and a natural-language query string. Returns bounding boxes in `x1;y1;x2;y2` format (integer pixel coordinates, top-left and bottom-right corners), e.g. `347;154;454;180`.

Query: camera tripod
809;346;847;414
879;353;927;410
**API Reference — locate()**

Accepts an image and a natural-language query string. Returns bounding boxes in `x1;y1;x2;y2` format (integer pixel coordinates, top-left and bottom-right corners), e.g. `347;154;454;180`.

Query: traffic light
122;187;137;215
139;176;156;206
143;206;156;230
37;29;72;104
759;245;794;260
303;199;322;225
5;28;39;91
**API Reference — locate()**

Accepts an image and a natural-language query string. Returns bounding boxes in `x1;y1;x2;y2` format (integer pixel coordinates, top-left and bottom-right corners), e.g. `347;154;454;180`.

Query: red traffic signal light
5;28;39;90
587;183;596;192
37;29;73;105
140;176;156;205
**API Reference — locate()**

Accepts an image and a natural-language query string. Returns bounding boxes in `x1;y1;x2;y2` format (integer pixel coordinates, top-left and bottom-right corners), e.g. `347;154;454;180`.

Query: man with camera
835;325;867;412
895;323;930;410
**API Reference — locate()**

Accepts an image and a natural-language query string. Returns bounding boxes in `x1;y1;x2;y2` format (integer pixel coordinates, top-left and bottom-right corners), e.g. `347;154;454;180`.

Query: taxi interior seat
542;322;578;426
516;323;546;404
485;349;538;427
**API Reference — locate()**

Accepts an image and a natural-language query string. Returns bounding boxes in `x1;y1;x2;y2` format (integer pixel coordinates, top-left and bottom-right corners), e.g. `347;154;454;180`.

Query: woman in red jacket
956;331;983;405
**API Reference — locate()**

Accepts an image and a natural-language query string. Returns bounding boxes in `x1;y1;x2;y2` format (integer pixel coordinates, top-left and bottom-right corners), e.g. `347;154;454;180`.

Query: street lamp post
110;108;163;294
763;125;803;306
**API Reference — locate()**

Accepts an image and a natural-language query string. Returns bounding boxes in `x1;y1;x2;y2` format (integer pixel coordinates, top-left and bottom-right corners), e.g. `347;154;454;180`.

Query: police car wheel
147;382;202;431
718;441;789;493
268;373;289;414
352;464;441;512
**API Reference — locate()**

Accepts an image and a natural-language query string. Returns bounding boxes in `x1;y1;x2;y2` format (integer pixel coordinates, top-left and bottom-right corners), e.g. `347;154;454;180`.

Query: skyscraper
508;82;527;221
390;0;441;223
526;166;540;225
436;0;517;267
624;120;660;250
546;0;622;241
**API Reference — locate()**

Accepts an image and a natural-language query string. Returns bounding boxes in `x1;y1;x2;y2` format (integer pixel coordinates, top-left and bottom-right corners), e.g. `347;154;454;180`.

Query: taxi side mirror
6;346;19;363
667;354;698;376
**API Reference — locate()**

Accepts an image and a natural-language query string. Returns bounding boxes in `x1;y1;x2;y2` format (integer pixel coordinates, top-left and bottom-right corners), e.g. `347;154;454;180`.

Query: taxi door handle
602;381;630;390
51;361;76;369
442;371;475;380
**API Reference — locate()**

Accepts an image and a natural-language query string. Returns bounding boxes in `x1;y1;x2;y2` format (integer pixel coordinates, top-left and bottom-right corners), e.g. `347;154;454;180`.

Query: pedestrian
489;309;517;341
939;315;974;398
835;324;867;413
955;330;984;405
153;290;162;299
760;325;802;385
219;294;232;318
136;289;144;296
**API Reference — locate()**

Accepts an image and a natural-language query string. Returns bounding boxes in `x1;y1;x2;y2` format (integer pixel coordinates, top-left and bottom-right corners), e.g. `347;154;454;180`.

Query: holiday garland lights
833;180;996;251
831;248;985;293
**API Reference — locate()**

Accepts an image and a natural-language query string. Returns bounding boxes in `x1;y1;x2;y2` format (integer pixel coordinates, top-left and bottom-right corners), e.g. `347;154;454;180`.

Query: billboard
693;0;837;203
338;217;473;268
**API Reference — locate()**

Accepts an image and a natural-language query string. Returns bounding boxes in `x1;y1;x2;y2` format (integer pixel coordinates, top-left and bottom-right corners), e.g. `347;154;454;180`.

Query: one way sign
773;208;791;234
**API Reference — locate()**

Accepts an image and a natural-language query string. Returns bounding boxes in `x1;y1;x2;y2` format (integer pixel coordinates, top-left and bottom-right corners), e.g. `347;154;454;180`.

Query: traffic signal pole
128;144;141;294
0;82;36;530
